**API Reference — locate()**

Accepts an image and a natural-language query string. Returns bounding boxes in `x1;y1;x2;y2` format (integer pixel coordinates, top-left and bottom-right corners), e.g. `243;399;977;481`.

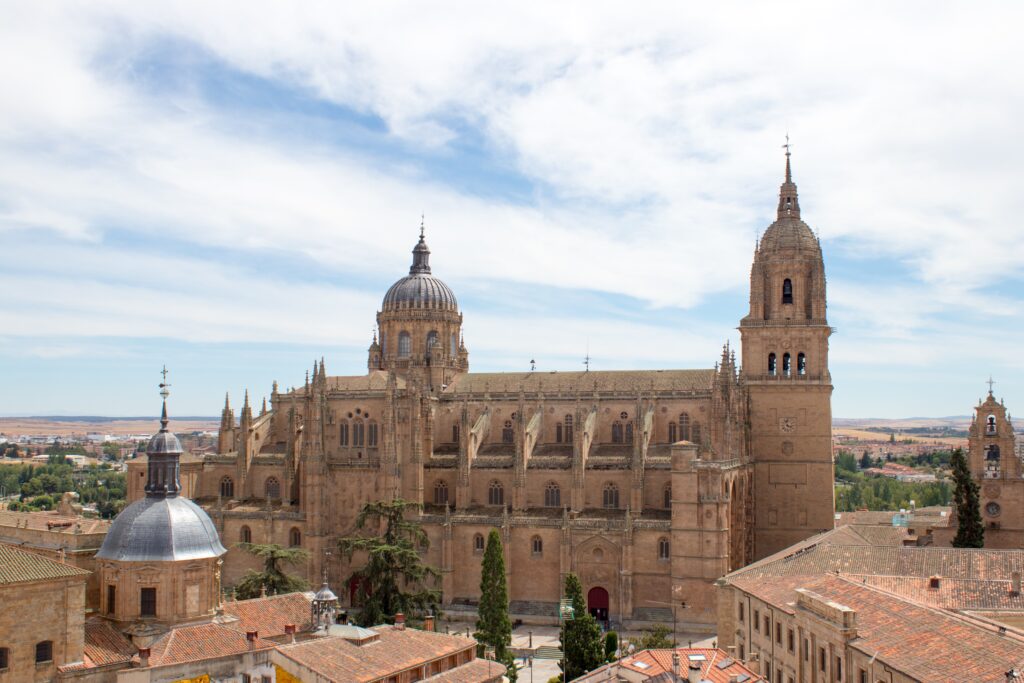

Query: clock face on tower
779;417;796;433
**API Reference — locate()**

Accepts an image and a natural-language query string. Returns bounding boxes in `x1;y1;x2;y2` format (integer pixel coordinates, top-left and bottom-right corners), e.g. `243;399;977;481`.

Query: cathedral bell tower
968;382;1023;547
371;221;467;389
740;149;834;559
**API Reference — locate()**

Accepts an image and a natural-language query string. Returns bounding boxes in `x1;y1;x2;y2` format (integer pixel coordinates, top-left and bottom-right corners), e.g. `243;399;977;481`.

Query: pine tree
234;543;311;599
475;529;512;659
338;499;441;626
951;448;985;548
560;573;604;680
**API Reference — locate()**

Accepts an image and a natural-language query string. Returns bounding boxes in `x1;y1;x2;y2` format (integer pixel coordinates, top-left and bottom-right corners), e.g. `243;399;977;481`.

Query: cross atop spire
158;366;171;431
987;376;996;396
420;213;425;239
783;133;792;183
777;137;801;220
410;217;432;274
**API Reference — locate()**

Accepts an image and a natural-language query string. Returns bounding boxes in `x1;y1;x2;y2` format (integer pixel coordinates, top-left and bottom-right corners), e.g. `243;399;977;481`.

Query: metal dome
381;227;458;312
146;429;183;455
95;495;226;562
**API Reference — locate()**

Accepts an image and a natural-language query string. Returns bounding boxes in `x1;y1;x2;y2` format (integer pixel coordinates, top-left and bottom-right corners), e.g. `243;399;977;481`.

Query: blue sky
1;3;1023;418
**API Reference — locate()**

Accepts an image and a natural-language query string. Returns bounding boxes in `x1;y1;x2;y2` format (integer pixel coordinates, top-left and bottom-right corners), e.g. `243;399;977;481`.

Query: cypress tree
951;448;985;548
475;529;512;660
560;573;604;680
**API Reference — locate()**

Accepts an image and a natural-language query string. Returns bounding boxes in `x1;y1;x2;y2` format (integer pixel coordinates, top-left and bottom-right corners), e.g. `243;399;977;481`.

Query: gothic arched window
782;278;793;304
426;330;439;356
265;477;280;499
611;422;623;444
367;421;378;447
679;413;691;441
339;421;349;446
783;353;792;377
353;420;365;447
398;331;411;358
768;353;777;376
544;482;561;508
434;481;449;505
663;483;672;509
289;527;302;547
668;422;677;443
452;424;460;443
502;421;514;443
488;481;504;506
219;476;234;499
240;525;252;543
625;422;634;444
797;352;807;375
556;422;563;443
473;533;485;552
532;536;543;555
603;483;619;509
692;423;702;446
658;537;670;560
564;415;574;441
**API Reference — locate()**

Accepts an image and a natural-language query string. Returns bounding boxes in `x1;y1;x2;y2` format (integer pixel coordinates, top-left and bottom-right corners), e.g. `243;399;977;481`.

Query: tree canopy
475;529;512;658
950;448;984;548
338;498;441;626
233;543;311;599
560;573;603;680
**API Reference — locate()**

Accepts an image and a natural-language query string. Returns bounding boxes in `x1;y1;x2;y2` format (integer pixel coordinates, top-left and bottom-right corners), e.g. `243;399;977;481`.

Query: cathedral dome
381;228;458;312
757;150;820;255
95;495;226;562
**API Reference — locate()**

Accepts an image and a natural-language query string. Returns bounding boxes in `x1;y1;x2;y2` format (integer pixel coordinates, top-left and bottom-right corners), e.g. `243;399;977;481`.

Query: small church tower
968;381;1023;547
740;148;835;559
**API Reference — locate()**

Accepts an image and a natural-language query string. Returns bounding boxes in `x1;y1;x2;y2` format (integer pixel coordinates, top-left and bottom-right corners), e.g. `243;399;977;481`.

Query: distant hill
833;416;973;430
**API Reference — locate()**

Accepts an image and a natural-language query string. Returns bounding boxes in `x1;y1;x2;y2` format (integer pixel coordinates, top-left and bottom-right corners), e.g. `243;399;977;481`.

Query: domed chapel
127;152;835;629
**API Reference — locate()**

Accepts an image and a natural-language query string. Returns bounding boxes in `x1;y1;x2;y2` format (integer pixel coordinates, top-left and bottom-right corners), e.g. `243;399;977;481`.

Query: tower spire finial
420;213;425;240
410;217;432;274
783;133;792;183
987;376;996;396
159;365;171;432
777;136;800;219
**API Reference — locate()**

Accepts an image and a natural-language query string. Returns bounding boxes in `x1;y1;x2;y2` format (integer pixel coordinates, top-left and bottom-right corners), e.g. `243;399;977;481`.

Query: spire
777;136;801;220
410;218;432;275
223;392;231;412
145;366;183;497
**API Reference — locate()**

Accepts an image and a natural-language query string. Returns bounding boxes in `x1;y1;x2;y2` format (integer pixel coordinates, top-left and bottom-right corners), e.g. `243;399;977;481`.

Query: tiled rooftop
78;619;135;669
276;625;477;683
147;622;272;667
0;509;111;535
856;575;1024;611
576;647;764;683
0;543;92;584
221;591;314;638
444;369;716;395
730;574;1024;682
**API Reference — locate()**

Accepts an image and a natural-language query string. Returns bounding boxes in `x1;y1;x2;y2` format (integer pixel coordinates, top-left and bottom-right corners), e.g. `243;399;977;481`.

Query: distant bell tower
967;381;1022;548
740;147;835;559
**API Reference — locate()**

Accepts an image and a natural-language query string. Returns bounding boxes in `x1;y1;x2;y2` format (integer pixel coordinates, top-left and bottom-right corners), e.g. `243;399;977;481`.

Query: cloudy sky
2;2;1022;418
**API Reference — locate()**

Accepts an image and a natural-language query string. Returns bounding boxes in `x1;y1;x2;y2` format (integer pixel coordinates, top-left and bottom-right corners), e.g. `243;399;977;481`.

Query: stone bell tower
968;382;1023;548
740;149;835;559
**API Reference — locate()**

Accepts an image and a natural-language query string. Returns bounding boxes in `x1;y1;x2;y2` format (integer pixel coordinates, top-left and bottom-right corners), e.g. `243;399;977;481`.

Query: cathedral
128;153;835;629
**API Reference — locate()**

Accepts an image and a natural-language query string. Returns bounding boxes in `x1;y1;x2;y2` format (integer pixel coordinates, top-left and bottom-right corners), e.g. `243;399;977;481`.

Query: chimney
929;575;941;590
246;631;258;650
424;613;435;632
671;652;680;680
138;648;150;668
284;624;297;644
1012;571;1022;596
395;613;406;630
688;660;702;683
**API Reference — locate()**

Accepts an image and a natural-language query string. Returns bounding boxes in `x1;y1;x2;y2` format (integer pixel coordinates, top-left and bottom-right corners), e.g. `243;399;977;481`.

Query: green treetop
950;448;984;548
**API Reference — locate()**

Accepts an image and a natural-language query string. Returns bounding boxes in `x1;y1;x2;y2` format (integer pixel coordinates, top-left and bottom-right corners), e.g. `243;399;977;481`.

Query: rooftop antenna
583;343;591;373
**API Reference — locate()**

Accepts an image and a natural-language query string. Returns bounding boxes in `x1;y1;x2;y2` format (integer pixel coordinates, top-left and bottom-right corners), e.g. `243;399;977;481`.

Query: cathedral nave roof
442;368;715;395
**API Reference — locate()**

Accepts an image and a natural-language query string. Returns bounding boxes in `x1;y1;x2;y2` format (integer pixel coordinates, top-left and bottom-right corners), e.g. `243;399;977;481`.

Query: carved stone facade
969;389;1023;548
128;157;833;628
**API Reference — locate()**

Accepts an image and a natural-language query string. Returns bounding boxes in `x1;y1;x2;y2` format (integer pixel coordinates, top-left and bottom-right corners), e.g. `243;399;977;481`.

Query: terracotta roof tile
147;622;272;667
576;648;764;682
422;657;505;681
730;574;1024;681
855;575;1024;611
81;619;135;668
0;543;91;584
276;626;477;682
221;592;314;638
0;510;110;535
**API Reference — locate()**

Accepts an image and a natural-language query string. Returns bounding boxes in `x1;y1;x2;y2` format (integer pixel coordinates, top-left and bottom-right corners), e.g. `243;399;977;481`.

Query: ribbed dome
382;227;458;312
95;495;226;562
382;274;458;311
759;217;820;253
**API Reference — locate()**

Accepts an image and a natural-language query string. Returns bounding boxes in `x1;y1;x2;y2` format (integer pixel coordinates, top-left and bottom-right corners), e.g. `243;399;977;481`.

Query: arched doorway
587;586;609;623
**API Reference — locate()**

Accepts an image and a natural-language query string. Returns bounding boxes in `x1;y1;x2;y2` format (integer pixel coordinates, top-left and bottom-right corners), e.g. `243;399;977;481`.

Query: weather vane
159;365;171;399
782;132;791;157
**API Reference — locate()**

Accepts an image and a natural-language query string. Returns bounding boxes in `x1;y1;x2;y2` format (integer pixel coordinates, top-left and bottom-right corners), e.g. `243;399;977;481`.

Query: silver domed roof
146;429;183;455
382;227;458;312
95;495;226;562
